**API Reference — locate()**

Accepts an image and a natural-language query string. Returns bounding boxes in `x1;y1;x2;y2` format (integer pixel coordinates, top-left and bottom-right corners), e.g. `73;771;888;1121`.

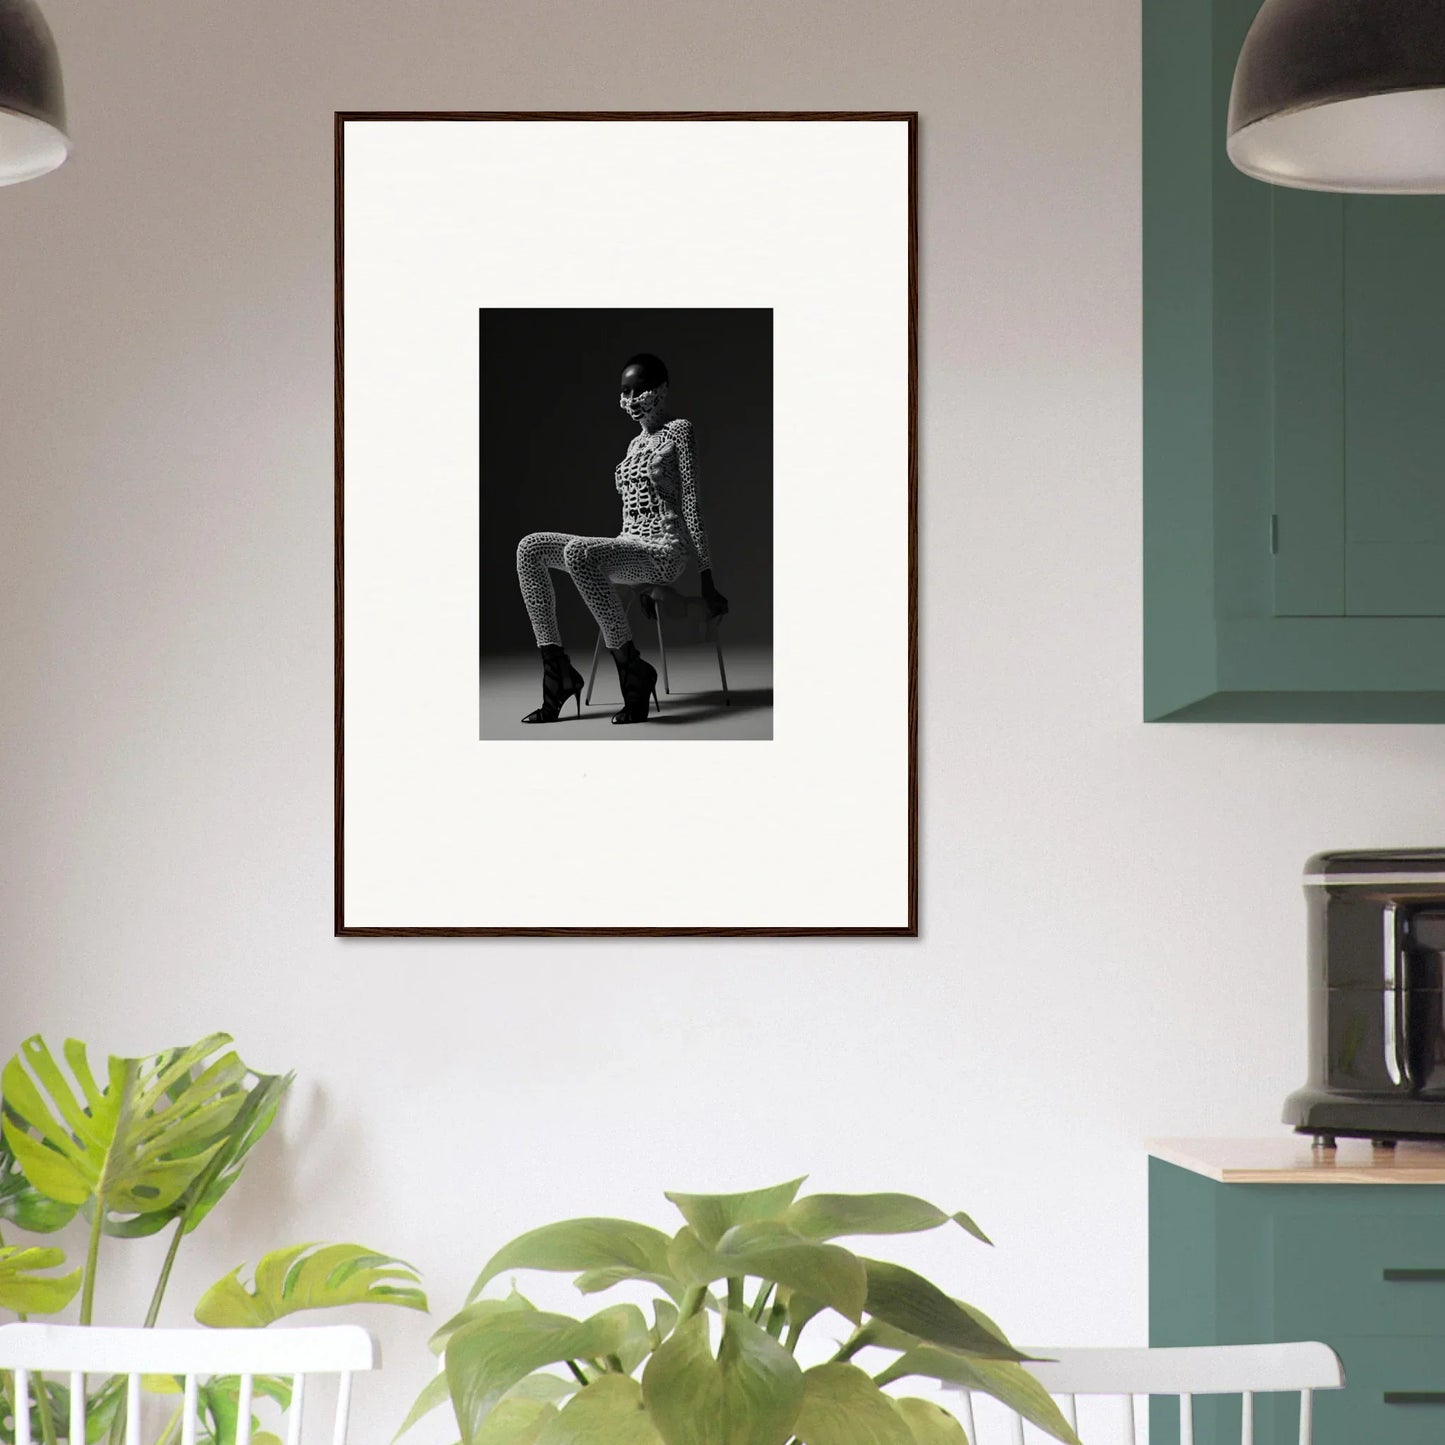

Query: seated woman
515;352;728;725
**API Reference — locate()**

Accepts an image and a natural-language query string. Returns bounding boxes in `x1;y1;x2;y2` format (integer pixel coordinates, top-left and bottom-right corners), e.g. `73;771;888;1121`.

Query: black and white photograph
337;113;914;933
478;307;774;741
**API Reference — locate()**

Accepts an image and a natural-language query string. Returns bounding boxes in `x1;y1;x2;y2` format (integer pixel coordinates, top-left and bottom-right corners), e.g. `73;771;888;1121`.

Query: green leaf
650;1300;679;1348
843;1299;1009;1360
667;1223;866;1326
574;1269;685;1303
0;1244;82;1314
876;1352;1080;1445
1;1035;247;1224
891;1399;969;1445
0;1137;78;1233
507;1377;581;1404
102;1070;292;1239
470;1220;675;1301
861;1262;1025;1362
194;1242;427;1327
792;1365;914;1445
467;1399;558;1445
786;1196;990;1247
433;1289;540;1355
535;1375;662;1445
641;1310;804;1445
396;1373;453;1441
446;1305;647;1445
664;1180;807;1248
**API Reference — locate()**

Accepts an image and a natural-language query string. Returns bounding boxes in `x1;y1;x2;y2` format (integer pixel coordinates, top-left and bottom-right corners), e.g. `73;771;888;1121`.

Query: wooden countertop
1149;1137;1445;1184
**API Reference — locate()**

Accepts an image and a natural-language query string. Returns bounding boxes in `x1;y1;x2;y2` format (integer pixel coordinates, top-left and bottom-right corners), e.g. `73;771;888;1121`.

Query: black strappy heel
610;640;659;725
522;645;584;724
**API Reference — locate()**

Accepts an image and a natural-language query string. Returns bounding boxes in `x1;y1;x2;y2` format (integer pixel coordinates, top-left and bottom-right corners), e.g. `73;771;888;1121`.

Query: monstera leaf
0;1136;76;1234
105;1069;293;1239
0;1244;81;1315
194;1243;427;1327
1;1035;248;1224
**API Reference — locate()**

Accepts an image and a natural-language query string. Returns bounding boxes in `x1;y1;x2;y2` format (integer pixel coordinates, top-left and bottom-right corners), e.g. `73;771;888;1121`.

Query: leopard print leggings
516;531;685;650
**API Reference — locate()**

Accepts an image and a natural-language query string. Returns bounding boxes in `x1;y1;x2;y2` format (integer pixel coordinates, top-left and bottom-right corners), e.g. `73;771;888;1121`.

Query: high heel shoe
610;640;659;725
521;645;584;723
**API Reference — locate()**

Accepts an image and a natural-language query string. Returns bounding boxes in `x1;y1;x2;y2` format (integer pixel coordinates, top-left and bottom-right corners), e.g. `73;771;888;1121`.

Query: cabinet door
1274;193;1445;619
1143;0;1445;719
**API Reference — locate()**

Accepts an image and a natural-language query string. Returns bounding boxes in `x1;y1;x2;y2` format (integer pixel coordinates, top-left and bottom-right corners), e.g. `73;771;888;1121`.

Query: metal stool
584;587;730;708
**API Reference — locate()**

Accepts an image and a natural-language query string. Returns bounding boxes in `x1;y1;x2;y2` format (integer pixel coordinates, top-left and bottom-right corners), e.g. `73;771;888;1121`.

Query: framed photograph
336;112;916;936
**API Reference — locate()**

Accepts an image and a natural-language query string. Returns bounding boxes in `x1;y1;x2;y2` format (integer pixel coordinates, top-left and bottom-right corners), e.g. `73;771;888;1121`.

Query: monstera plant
400;1179;1081;1445
0;1033;427;1445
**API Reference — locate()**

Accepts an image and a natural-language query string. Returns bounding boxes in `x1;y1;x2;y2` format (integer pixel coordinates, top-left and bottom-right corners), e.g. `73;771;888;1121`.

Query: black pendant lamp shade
1228;0;1445;192
0;0;66;185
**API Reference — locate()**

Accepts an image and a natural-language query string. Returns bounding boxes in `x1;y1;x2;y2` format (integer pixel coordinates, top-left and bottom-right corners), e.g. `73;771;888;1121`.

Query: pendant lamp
0;0;66;186
1228;0;1445;193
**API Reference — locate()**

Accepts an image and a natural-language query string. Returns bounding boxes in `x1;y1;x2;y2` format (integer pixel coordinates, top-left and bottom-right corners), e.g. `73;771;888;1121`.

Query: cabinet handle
1383;1269;1445;1282
1385;1394;1445;1406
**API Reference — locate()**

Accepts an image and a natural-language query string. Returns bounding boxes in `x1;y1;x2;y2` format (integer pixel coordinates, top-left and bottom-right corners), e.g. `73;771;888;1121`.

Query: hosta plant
400;1178;1081;1445
0;1033;427;1445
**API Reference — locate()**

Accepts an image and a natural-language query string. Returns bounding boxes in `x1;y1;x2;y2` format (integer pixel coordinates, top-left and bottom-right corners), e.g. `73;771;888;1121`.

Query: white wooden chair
949;1342;1344;1444
0;1324;377;1445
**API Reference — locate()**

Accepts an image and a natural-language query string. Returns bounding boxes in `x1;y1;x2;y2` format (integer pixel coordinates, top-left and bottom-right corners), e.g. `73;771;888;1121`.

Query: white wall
2;1;1441;1439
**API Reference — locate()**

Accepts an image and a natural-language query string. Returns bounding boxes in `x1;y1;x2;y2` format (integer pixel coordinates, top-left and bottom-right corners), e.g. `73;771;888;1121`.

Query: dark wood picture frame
335;111;918;937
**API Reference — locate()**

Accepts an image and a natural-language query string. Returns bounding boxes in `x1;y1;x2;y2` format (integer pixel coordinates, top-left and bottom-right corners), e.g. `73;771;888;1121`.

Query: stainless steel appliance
1286;848;1445;1146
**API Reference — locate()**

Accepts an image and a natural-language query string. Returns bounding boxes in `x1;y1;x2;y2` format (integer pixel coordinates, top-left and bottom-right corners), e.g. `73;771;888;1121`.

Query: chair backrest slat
288;1373;307;1445
69;1370;84;1445
332;1372;353;1445
14;1368;30;1445
126;1373;141;1445
1180;1392;1194;1445
1123;1392;1137;1445
236;1371;254;1445
1299;1388;1313;1445
182;1373;199;1445
1241;1387;1254;1445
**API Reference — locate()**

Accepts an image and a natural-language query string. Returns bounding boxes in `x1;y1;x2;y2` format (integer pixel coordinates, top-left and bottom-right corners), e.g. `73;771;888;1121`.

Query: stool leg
655;608;670;695
584;629;603;705
715;636;730;705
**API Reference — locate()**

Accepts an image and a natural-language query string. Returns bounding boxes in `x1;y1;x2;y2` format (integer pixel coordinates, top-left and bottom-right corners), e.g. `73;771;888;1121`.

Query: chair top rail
1021;1343;1344;1396
0;1324;378;1374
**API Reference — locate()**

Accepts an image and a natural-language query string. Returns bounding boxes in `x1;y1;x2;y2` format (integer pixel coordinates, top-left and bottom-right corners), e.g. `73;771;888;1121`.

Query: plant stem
35;1374;58;1445
678;1286;707;1320
764;1299;788;1340
144;1220;186;1328
828;1331;865;1363
748;1281;774;1322
79;1205;105;1326
726;1277;744;1313
566;1361;590;1387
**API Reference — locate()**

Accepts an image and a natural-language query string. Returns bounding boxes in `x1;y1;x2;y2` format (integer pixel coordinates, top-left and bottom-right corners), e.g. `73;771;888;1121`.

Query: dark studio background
478;307;774;659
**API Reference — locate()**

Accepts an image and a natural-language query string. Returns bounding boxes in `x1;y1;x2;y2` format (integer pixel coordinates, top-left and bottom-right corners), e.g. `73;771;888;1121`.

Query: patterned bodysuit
516;401;712;651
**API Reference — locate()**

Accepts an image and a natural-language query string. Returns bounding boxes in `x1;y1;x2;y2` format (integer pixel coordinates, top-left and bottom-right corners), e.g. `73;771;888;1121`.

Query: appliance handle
1385;902;1403;1087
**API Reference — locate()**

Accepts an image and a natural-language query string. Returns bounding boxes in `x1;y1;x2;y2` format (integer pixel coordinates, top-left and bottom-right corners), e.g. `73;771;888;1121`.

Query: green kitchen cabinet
1149;1143;1445;1444
1144;0;1445;721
